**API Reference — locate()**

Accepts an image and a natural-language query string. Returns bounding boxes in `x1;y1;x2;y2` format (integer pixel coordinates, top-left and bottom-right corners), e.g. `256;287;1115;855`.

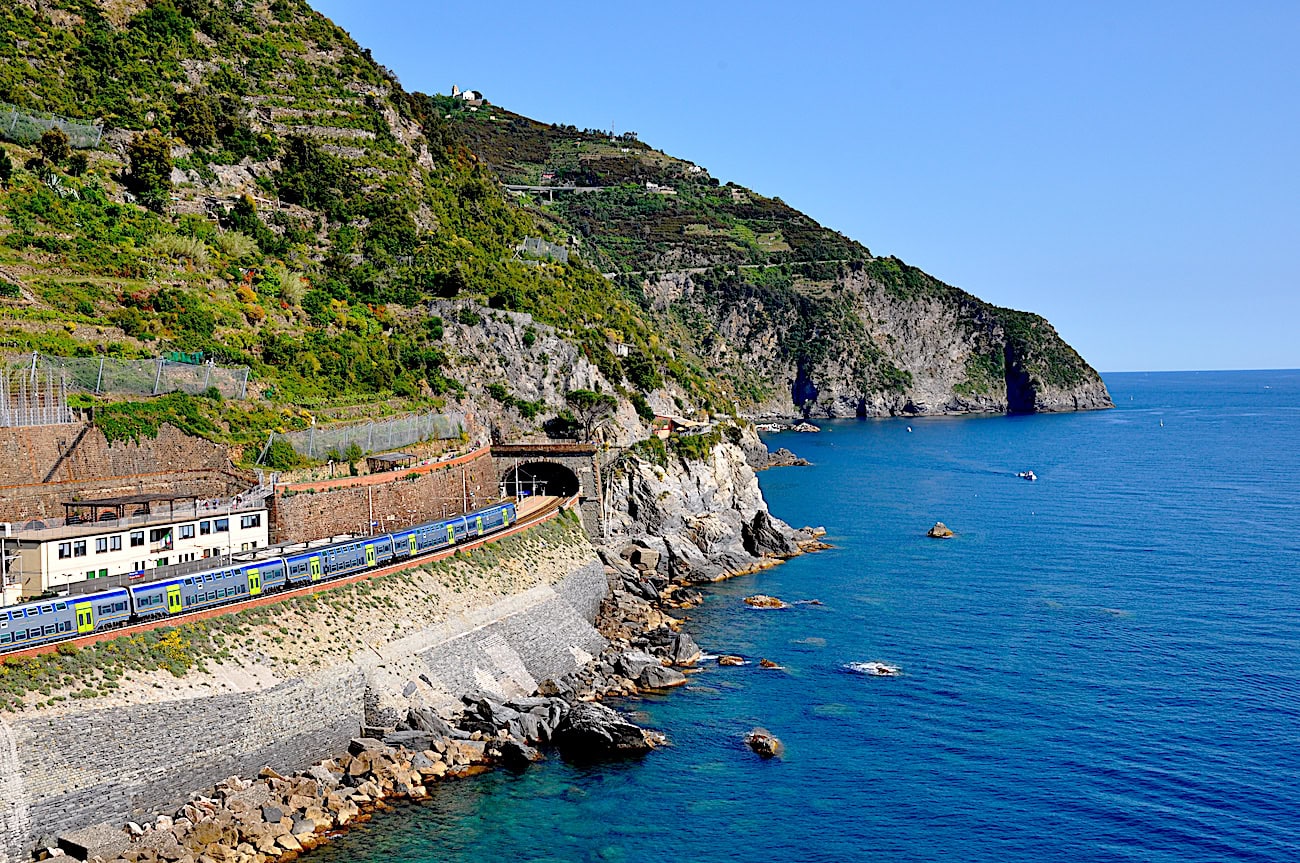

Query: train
0;501;517;654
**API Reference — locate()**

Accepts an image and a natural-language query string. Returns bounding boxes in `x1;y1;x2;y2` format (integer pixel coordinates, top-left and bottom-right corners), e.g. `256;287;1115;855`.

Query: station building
1;492;268;604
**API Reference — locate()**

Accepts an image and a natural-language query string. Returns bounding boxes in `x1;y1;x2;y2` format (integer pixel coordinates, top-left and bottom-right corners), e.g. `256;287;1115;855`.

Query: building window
95;538;108;553
110;535;122;551
73;540;87;557
215;518;229;533
240;514;262;529
200;521;212;535
130;531;144;547
180;524;195;539
58;542;72;559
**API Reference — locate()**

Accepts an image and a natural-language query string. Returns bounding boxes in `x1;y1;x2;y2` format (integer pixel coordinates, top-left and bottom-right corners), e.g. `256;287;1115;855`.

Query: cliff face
644;265;1112;418
603;426;816;582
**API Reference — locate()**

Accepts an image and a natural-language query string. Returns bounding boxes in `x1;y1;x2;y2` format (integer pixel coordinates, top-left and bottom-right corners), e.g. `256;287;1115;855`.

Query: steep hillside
0;0;1108;460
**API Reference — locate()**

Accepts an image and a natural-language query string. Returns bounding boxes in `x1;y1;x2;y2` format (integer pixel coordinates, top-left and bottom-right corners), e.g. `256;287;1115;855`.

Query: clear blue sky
313;0;1298;373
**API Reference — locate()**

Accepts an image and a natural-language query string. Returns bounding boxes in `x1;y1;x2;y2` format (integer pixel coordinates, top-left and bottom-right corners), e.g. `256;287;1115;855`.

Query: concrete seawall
0;557;607;861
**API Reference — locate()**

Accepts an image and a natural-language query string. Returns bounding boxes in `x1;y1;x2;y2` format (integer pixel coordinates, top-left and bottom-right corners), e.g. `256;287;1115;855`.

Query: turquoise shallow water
309;370;1300;862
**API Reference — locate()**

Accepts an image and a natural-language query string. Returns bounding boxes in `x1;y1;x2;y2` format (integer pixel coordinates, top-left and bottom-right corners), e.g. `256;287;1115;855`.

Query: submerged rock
927;521;955;538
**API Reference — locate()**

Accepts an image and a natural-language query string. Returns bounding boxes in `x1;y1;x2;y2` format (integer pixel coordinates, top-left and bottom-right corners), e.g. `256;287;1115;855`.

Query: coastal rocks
791;422;821;433
927;521;955;538
717;655;746;666
744;594;789;609
745;728;784;759
551;702;660;760
845;661;901;677
758;659;783;670
760;447;811;470
742;509;800;558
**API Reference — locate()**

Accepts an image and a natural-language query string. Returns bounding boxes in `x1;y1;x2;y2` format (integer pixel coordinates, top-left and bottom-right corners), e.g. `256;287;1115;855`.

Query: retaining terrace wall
0;424;249;522
0;558;608;862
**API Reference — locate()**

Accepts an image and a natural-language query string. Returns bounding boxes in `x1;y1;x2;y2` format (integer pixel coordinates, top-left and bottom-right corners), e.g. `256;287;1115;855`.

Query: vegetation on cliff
0;0;1105;443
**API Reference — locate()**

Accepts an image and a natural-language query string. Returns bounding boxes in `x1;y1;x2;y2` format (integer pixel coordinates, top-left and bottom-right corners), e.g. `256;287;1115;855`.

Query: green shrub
214;231;258;260
149;234;211;268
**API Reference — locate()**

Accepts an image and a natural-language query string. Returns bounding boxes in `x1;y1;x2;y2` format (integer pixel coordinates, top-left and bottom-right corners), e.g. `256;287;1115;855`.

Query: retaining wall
269;449;497;543
0;424;249;522
0;557;608;862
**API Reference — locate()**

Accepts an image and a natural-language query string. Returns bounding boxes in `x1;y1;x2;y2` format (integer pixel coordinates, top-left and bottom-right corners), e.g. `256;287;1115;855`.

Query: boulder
717;655;746;666
744;594;789;609
551;702;656;760
745;728;784;759
404;707;454;737
927;521;955;538
616;650;661;680
668;631;702;666
631;547;661;571
638;665;687;689
492;739;543;770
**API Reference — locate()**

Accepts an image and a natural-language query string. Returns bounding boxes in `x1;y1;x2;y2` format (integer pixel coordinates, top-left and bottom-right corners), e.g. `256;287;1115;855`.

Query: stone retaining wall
269;450;497;543
0;424;250;522
0;559;608;862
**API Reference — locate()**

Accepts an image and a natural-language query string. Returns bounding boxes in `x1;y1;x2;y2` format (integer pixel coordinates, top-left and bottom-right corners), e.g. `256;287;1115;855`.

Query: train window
185;579;193;586
60;622;71;632
116;602;126;612
43;625;56;636
28;629;39;639
0;634;9;644
56;602;66;611
41;605;52;614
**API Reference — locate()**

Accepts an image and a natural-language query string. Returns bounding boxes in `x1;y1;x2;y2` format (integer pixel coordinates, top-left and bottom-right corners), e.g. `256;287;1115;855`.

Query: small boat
1016;470;1037;481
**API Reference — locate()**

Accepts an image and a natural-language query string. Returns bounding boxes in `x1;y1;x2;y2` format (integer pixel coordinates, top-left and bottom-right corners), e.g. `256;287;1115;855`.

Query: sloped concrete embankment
0;558;606;861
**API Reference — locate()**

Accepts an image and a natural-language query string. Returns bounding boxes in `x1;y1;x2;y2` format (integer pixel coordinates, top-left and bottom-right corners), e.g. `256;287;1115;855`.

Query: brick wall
269;449;498;543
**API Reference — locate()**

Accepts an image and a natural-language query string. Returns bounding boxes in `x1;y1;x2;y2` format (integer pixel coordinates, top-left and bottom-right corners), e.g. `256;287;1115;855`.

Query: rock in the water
638;664;688;689
744;594;789;609
616;650;662;680
669;631;702;666
717;655;746;666
745;728;784;758
758;658;782;670
552;702;657;760
927;521;955;538
764;447;811;469
493;739;543;770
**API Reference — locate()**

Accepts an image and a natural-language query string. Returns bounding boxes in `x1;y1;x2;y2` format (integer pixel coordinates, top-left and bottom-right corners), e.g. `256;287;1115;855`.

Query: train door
476;516;484;535
166;585;182;614
74;602;94;634
408;535;418;555
447;524;456;545
248;569;262;596
502;507;510;527
365;544;376;567
309;556;322;581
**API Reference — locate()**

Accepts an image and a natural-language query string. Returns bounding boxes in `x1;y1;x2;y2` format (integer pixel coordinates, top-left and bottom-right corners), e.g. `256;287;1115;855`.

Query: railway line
0;494;572;662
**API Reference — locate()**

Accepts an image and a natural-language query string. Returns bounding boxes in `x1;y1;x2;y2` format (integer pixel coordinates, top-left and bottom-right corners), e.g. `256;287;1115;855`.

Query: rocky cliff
602;425;821;582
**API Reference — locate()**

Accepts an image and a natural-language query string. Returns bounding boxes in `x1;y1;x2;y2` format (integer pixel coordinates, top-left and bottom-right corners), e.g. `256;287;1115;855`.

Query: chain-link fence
4;353;249;399
1;102;103;149
264;411;466;462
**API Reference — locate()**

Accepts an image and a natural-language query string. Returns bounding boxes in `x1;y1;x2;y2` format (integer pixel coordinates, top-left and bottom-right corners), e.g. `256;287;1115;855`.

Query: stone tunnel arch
500;460;581;499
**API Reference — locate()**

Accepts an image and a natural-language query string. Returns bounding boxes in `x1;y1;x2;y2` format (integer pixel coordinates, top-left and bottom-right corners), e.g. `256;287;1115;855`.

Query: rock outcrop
604;424;825;583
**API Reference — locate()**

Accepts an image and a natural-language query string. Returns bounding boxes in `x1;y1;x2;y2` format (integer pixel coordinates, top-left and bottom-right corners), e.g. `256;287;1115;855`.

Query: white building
0;494;269;604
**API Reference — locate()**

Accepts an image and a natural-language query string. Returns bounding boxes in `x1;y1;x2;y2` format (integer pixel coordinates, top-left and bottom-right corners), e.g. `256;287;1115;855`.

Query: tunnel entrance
501;461;581;499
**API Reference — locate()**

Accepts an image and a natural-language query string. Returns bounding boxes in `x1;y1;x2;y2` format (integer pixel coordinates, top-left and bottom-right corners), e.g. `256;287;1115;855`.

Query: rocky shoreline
39;427;825;863
43;526;825;863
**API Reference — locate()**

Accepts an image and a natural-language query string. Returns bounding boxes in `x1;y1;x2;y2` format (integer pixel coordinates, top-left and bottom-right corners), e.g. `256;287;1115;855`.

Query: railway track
0;495;574;662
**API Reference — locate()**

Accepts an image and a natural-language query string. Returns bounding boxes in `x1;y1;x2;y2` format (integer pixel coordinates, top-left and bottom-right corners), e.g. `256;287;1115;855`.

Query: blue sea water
309;371;1300;863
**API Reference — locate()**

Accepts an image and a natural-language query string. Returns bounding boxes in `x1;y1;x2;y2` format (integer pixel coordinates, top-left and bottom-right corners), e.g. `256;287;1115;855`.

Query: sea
308;370;1300;863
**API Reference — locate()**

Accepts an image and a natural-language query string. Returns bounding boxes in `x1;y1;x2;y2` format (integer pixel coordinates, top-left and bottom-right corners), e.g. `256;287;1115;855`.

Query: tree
565;389;618;441
126;131;173;213
66;153;89;177
0;146;12;189
173;92;217;147
37;128;70;165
